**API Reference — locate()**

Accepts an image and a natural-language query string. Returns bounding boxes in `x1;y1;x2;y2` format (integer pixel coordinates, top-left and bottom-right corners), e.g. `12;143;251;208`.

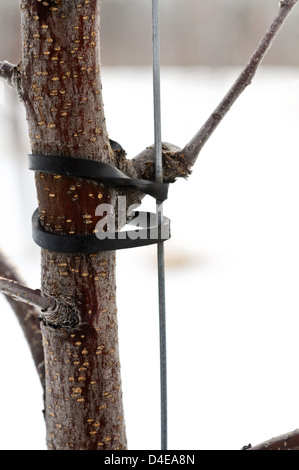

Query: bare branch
0;61;23;100
132;0;298;184
182;0;298;167
0;251;45;387
0;275;79;330
246;428;299;450
0;276;56;313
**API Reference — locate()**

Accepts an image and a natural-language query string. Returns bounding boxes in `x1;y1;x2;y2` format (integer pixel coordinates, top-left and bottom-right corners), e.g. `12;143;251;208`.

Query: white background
0;66;299;450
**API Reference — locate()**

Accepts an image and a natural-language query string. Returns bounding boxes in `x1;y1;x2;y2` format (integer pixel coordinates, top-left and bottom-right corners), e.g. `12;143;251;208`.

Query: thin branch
0;275;79;329
132;0;298;183
246;428;299;450
0;252;80;389
182;0;298;167
0;251;45;387
0;276;56;313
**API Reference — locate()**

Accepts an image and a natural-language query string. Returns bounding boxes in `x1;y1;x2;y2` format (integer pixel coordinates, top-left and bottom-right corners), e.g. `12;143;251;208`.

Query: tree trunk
20;0;126;450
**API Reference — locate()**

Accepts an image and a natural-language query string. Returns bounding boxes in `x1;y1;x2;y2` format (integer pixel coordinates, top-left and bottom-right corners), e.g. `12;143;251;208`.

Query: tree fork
132;0;299;183
20;0;126;450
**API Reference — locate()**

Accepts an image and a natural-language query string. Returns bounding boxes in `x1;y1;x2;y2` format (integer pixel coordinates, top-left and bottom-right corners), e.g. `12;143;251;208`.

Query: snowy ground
0;66;299;450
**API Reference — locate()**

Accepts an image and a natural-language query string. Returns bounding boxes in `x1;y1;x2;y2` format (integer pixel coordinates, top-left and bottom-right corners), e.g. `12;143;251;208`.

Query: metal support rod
152;0;168;451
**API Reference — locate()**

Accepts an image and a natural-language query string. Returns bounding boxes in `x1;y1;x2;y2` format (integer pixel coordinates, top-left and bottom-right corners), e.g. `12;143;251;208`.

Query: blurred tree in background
102;0;299;66
2;0;298;67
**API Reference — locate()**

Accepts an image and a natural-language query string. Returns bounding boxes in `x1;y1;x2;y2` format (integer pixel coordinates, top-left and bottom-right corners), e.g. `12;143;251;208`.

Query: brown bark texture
247;429;299;451
20;0;126;450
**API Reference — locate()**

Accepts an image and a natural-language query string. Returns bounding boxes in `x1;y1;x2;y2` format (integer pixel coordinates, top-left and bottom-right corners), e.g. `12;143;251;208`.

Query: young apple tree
0;0;298;450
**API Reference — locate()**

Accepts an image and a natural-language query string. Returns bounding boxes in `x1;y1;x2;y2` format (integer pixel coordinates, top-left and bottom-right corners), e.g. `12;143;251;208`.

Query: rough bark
246;429;299;451
20;0;126;450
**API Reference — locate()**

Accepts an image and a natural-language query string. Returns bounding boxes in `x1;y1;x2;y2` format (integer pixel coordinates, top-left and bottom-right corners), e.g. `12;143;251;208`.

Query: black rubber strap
28;153;169;202
109;139;124;151
32;209;171;254
29;147;170;253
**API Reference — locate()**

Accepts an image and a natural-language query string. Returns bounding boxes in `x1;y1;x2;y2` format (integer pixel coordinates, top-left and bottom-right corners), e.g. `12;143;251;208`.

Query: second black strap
32;209;171;253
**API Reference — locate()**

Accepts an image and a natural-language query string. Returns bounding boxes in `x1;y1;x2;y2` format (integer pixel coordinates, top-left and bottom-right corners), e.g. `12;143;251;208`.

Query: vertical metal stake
152;0;168;451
